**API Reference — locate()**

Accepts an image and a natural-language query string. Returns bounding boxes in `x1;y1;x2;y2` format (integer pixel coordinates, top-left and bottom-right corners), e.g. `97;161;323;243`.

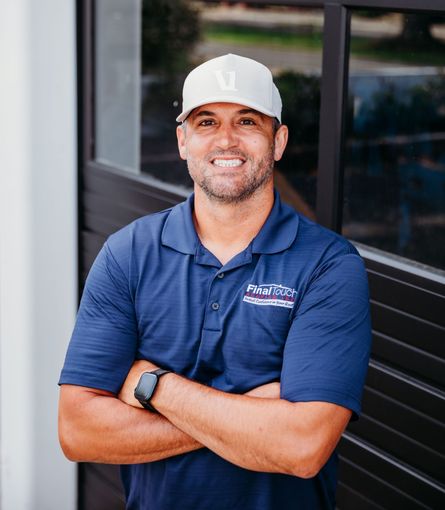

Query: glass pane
95;0;141;173
139;2;323;217
343;11;445;271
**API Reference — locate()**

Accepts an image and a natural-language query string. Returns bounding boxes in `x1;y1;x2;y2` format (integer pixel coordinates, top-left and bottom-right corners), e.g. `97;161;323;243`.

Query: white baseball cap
176;53;282;123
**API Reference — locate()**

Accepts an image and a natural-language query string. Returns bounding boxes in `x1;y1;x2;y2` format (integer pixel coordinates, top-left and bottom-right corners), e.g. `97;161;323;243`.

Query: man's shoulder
282;208;363;283
292;211;358;259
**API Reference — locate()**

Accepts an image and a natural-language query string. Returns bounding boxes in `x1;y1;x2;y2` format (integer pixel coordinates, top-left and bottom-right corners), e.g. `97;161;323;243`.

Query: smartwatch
134;368;171;412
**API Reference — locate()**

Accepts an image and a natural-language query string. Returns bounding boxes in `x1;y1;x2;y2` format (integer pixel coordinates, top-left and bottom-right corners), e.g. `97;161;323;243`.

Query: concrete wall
0;1;77;508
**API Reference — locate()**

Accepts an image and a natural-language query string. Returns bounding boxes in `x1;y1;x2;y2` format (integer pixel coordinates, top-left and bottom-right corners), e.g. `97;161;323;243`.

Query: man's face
176;102;288;204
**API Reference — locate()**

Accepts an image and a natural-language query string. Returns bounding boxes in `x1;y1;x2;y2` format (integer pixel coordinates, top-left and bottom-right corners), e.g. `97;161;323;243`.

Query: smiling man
58;54;371;509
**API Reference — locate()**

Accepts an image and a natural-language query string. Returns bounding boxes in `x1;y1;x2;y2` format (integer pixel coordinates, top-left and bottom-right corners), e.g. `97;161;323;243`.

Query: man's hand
118;359;280;408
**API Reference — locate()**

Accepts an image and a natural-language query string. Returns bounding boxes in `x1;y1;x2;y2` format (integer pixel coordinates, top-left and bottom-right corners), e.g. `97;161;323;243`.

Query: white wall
0;1;77;509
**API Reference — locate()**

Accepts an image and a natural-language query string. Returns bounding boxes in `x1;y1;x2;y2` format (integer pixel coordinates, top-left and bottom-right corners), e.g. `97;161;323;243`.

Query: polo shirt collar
251;188;299;254
161;189;299;256
161;193;198;255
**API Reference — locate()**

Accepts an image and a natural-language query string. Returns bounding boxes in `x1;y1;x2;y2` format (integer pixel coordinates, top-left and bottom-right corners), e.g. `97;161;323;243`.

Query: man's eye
240;118;255;125
199;119;215;126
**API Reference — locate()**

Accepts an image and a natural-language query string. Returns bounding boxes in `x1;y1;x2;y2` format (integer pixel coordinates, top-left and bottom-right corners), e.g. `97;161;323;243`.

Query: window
94;1;324;217
343;11;445;271
95;0;141;173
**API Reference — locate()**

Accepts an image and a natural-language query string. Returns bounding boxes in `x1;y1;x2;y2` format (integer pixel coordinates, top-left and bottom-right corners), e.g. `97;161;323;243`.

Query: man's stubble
186;144;276;205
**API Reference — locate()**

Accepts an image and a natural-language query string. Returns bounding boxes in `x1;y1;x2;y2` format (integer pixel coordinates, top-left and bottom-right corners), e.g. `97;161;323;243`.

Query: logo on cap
213;70;238;91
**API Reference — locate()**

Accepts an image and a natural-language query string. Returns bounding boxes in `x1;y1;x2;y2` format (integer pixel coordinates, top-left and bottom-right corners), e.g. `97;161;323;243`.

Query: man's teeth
213;159;244;168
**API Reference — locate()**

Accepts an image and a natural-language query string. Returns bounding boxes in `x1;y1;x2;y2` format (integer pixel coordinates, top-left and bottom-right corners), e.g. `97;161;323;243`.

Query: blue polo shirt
60;189;371;510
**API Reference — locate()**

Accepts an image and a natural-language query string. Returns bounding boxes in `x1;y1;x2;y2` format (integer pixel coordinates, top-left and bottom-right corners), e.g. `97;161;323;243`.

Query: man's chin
199;183;264;204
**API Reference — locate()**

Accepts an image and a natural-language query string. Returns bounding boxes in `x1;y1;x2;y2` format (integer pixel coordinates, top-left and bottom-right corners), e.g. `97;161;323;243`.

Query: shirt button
217;272;225;279
211;302;220;311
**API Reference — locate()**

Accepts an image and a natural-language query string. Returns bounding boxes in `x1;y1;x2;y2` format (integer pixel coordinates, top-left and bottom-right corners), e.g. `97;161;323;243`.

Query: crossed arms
58;359;351;479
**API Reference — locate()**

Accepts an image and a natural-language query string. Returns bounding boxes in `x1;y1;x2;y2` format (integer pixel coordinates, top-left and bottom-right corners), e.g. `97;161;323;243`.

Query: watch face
134;372;158;403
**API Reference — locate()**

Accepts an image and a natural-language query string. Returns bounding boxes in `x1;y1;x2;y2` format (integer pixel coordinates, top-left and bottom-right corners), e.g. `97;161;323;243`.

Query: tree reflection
141;0;200;74
345;73;445;268
359;11;445;51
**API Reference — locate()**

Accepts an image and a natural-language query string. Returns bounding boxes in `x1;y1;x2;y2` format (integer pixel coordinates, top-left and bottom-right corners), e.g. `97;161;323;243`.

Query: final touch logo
243;283;297;309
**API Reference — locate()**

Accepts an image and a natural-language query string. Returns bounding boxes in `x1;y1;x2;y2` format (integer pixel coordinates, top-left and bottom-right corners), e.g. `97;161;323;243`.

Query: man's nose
215;124;238;149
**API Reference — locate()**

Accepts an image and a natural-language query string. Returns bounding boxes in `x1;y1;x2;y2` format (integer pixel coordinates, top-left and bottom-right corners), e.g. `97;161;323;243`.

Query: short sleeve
59;241;138;394
281;253;371;419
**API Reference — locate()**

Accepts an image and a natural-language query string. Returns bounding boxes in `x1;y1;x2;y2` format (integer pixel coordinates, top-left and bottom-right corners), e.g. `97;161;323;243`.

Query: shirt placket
191;245;253;380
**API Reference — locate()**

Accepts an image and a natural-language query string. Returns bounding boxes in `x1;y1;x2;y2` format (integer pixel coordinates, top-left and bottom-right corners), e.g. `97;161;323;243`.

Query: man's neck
192;184;275;265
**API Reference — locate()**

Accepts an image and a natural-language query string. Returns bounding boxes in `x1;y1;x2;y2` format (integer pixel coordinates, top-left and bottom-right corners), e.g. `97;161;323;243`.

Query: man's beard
187;145;275;204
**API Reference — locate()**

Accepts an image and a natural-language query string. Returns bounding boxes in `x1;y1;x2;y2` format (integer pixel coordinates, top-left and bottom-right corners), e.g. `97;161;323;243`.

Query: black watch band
134;368;171;413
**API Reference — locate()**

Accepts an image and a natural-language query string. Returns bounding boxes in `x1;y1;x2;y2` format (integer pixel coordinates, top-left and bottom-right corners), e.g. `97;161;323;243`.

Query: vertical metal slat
316;3;351;231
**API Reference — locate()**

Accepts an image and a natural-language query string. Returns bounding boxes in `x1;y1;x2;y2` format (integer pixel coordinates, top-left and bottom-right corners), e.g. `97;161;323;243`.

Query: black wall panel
337;259;445;509
79;464;125;510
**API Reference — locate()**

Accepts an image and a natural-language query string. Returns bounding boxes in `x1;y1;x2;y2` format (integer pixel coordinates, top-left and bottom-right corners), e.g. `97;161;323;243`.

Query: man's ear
273;125;289;162
176;125;187;161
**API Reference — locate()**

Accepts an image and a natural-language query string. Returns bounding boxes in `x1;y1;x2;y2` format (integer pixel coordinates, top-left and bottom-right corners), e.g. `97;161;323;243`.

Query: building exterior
1;1;444;509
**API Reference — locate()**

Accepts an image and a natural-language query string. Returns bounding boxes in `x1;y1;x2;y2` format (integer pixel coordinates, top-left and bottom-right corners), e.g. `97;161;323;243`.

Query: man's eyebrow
237;108;263;117
193;110;216;118
192;108;264;118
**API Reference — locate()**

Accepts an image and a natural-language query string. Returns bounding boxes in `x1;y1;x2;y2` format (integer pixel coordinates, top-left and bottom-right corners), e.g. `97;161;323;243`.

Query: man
59;54;371;509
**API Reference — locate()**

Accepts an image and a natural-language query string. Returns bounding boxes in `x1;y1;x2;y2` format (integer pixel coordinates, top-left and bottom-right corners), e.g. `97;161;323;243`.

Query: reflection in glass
95;0;141;173
140;1;323;218
344;11;445;271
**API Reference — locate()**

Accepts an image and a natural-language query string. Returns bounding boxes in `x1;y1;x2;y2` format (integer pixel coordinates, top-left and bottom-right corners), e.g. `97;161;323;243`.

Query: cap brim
176;95;279;123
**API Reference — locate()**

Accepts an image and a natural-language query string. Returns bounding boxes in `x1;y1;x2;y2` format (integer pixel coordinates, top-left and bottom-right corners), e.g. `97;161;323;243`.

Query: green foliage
141;0;201;74
204;24;322;50
356;11;445;47
204;23;445;66
355;10;385;19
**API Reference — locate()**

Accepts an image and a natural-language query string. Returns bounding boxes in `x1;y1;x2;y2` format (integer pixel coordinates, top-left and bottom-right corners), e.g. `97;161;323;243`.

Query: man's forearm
151;374;310;476
59;385;202;464
59;377;281;465
113;359;349;476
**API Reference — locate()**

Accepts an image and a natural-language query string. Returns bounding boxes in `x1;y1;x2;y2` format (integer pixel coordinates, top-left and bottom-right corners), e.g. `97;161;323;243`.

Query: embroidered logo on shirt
243;283;297;309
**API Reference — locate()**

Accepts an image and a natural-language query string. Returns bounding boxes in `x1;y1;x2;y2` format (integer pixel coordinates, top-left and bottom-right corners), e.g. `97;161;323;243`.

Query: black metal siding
337;258;445;509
